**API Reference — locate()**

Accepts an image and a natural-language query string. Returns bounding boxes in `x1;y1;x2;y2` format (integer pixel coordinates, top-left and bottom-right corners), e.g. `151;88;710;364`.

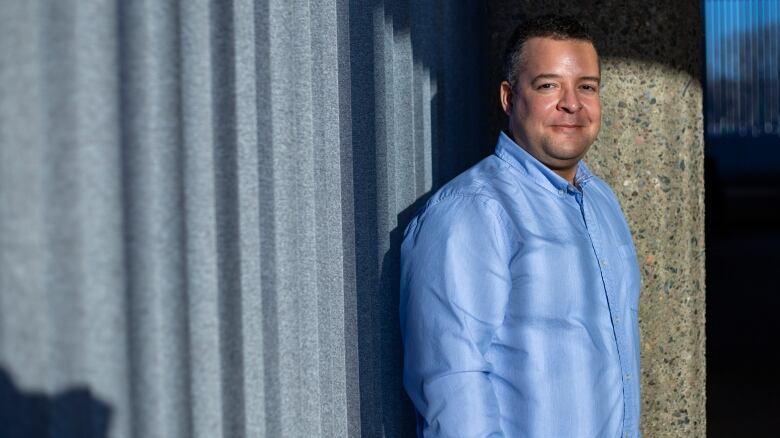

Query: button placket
583;188;635;435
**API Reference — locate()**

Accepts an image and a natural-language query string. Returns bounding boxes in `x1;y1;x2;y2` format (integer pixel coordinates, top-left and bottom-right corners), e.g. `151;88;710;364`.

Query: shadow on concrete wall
0;368;112;438
348;1;487;436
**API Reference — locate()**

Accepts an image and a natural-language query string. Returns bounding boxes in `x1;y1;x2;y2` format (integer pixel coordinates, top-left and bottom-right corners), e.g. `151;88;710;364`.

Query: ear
499;81;513;116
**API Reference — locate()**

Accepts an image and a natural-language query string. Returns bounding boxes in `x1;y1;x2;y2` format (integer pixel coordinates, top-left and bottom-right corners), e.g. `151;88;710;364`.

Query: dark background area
703;1;780;436
705;135;780;437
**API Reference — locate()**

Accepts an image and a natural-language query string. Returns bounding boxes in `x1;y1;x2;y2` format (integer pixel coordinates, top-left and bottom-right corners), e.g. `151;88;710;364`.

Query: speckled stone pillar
485;2;705;437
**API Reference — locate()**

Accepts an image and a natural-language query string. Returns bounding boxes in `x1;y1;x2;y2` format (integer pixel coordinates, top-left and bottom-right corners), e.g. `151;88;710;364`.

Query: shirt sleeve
400;195;513;437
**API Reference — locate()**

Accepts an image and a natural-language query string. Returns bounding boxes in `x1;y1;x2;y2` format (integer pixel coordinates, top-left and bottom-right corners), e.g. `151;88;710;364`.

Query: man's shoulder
579;171;634;236
582;172;625;208
425;155;512;209
405;155;513;235
430;154;512;204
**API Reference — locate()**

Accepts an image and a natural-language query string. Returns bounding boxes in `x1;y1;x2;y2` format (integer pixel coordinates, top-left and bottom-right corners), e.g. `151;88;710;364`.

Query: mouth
550;124;584;132
550;122;585;127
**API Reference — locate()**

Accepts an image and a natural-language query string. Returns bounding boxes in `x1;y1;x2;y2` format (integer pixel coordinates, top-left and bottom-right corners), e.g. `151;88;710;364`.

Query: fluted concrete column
0;1;485;437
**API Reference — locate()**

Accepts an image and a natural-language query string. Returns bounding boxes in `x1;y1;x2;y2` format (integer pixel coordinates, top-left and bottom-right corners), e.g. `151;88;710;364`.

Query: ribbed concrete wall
0;1;484;437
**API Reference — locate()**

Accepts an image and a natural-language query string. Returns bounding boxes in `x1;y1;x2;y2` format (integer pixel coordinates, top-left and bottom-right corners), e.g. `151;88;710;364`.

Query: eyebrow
531;74;601;84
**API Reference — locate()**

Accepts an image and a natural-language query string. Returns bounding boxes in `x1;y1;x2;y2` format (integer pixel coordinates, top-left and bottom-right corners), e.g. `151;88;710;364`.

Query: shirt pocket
618;243;641;311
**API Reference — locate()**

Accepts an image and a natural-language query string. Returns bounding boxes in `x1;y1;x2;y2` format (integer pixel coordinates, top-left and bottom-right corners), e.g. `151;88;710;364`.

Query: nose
557;86;582;113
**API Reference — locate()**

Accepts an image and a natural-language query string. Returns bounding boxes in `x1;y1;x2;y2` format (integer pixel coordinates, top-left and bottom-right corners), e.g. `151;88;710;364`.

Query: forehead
519;37;600;78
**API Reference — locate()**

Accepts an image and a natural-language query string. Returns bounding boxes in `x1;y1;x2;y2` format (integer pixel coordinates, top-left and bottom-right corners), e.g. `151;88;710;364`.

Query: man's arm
400;195;513;437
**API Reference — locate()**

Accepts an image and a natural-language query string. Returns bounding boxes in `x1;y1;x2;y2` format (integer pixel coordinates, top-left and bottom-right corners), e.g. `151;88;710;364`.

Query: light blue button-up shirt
400;132;641;438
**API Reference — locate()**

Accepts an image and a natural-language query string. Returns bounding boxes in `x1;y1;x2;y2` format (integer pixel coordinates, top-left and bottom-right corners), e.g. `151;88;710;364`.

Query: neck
552;167;577;185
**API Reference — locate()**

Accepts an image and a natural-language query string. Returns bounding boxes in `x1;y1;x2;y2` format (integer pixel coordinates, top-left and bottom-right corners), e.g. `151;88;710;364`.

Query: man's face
500;37;601;180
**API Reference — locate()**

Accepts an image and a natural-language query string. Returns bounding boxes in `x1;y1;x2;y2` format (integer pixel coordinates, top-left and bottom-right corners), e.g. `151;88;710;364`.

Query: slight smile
549;124;585;132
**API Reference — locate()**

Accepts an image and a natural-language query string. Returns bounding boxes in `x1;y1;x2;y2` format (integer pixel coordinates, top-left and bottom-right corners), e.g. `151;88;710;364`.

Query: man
400;15;641;438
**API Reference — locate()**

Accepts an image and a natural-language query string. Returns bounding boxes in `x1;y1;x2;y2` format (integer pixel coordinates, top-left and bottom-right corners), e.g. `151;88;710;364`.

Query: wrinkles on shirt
423;371;503;437
401;132;641;438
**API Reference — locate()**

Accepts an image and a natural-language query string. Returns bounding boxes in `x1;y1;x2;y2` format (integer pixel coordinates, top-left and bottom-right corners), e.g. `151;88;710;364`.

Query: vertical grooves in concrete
0;1;486;436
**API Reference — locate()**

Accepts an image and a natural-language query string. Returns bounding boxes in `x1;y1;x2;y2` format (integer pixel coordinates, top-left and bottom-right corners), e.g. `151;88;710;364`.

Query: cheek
591;108;602;126
584;100;602;119
521;99;556;122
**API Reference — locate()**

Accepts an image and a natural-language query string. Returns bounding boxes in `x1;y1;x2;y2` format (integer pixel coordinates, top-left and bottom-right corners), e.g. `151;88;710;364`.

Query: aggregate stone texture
485;1;706;437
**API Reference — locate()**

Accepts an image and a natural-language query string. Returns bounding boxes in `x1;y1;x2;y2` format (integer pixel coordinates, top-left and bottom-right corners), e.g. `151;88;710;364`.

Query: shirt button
558;189;565;196
625;373;631;381
614;317;620;324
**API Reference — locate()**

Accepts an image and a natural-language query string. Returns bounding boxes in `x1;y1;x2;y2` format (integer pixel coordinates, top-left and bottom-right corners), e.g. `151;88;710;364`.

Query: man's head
499;15;601;183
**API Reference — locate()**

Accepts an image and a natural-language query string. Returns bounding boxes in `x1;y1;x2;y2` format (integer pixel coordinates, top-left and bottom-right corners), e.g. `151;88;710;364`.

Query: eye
537;83;557;90
580;84;599;92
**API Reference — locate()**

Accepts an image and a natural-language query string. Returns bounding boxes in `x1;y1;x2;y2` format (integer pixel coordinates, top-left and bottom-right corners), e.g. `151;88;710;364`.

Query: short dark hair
502;15;596;86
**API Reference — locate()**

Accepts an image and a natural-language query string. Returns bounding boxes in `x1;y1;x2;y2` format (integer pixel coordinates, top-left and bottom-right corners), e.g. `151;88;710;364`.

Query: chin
544;144;590;161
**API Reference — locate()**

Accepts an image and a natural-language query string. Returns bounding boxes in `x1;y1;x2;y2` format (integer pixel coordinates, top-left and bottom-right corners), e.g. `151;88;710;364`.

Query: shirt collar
493;130;595;194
